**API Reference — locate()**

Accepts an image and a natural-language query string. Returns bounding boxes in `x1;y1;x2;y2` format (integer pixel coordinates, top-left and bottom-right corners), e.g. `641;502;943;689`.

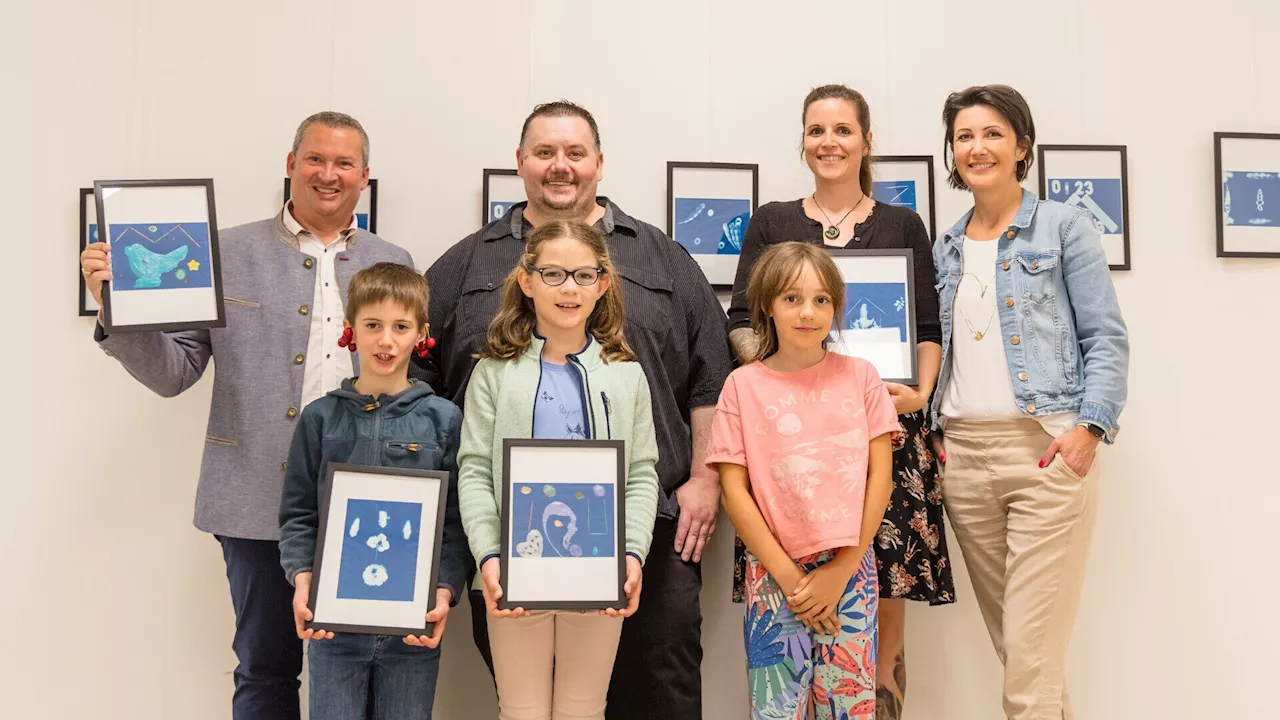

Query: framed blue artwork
1036;145;1131;270
94;179;226;333
482;168;525;225
870;155;937;240
1214;132;1280;259
826;249;918;385
283;177;377;233
78;188;100;317
666;161;759;290
499;439;626;611
307;463;449;636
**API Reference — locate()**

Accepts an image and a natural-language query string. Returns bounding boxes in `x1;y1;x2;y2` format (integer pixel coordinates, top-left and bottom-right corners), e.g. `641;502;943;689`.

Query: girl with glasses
456;219;660;720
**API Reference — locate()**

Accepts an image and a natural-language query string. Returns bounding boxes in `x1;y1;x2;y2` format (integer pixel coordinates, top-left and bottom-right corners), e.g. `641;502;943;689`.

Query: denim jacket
278;378;469;603
931;189;1129;443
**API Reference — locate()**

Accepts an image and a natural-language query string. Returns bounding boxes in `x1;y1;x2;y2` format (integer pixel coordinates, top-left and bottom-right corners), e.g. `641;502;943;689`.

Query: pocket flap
1014;252;1059;274
462;270;509;295
615;262;673;293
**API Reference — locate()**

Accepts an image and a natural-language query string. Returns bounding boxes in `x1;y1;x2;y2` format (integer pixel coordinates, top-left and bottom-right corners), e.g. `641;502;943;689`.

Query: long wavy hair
745;242;846;363
476;219;636;363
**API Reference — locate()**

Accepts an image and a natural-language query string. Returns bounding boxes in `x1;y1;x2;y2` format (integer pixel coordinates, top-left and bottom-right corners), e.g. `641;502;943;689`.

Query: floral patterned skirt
732;409;956;605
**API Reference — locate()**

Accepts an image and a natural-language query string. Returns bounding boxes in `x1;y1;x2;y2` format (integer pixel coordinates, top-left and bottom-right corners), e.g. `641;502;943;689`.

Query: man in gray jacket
79;112;414;720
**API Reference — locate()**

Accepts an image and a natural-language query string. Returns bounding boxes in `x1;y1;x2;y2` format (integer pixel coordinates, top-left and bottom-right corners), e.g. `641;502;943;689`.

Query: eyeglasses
530;265;606;287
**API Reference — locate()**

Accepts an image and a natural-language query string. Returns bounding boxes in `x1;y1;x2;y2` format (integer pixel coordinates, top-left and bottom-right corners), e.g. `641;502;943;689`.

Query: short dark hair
519;100;601;152
292;111;370;168
344;262;429;326
941;84;1036;190
801;84;874;197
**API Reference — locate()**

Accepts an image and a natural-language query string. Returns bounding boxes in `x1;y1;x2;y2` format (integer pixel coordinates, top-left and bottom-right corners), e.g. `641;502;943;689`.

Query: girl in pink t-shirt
706;242;898;719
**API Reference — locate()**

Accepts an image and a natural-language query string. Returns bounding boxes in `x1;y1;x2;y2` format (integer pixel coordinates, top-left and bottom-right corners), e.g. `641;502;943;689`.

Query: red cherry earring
338;326;356;352
415;335;436;359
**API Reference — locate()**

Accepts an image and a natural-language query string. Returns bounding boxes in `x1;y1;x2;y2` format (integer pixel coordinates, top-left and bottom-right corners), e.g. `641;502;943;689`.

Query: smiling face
802;97;871;185
517;235;611;339
286;123;369;227
346;299;425;382
950;104;1028;193
768;261;836;354
517;115;603;219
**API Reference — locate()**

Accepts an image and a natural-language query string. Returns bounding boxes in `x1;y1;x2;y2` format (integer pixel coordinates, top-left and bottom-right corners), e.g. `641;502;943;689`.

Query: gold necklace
812;193;866;241
962;310;995;341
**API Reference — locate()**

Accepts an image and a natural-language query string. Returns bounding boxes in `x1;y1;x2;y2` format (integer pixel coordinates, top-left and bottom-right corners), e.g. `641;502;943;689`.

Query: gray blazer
96;211;415;541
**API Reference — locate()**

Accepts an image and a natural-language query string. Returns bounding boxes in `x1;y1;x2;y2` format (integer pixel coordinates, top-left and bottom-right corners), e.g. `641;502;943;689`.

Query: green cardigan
457;335;660;572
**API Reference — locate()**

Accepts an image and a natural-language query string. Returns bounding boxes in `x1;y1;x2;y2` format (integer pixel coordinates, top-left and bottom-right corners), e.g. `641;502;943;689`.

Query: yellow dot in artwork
187;259;200;271
554;520;563;528
520;486;531;495
575;491;584;499
148;225;158;232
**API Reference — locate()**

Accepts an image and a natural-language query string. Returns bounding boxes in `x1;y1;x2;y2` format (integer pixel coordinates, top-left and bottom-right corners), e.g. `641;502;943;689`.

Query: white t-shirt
940;235;1076;437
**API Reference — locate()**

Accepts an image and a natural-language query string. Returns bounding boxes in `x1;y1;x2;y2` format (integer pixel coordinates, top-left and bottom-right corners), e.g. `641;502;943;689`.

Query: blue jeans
308;633;442;720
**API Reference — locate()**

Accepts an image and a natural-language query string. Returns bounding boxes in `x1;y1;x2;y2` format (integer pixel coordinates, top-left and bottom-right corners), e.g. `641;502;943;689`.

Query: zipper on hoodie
600;391;613;439
387;442;420;452
567;355;595;440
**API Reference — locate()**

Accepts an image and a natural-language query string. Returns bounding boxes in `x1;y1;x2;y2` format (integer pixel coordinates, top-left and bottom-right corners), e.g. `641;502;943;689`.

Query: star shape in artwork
187;259;200;271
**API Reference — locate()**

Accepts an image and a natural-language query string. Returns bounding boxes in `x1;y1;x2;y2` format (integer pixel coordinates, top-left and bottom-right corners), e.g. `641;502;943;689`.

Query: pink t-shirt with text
705;352;900;559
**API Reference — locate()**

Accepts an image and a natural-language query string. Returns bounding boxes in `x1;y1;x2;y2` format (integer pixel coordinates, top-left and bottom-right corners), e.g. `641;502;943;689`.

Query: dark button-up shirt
414;198;733;517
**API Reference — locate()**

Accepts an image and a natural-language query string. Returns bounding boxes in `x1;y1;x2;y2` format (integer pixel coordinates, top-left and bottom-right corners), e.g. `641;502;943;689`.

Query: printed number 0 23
1050;179;1095;196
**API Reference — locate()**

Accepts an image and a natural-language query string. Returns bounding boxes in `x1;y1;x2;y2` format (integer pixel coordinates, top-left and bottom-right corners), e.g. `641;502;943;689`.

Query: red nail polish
1038;460;1046;468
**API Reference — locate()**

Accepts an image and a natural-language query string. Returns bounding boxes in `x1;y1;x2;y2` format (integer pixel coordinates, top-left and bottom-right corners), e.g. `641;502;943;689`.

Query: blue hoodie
278;378;468;604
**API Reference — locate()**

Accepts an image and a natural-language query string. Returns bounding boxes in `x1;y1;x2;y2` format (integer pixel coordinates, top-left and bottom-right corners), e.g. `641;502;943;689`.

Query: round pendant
824;225;841;240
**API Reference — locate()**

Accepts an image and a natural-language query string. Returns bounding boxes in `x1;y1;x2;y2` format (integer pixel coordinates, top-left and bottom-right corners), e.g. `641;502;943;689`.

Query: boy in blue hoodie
279;262;466;720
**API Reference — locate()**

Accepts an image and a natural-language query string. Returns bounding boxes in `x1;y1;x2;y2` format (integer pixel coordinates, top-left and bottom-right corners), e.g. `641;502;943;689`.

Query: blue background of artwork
1223;171;1279;227
843;282;908;342
108;222;212;291
336;498;423;602
489;201;517;222
872;180;917;212
673;198;750;255
1046;178;1125;234
510;482;615;558
356;213;369;230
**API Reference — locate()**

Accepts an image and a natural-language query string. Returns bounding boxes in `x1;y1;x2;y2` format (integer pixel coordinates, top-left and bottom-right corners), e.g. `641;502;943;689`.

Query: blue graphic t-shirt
534;361;587;440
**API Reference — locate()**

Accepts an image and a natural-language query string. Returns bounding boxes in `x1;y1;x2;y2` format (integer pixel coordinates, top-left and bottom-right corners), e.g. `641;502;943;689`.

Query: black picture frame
499;438;627;611
282;177;378;234
1214;132;1280;259
308;462;449;637
95;178;226;334
78;187;99;317
481;168;522;225
869;155;938;241
826;248;919;385
665;161;759;291
1036;144;1132;270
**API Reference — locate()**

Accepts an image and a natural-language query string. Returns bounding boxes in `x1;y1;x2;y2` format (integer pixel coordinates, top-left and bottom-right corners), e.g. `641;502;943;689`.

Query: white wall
3;0;1279;718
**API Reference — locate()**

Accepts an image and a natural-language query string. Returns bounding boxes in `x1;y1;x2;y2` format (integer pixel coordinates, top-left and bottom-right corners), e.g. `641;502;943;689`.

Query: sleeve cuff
437;582;459;606
479;552;500;568
626;551;644;567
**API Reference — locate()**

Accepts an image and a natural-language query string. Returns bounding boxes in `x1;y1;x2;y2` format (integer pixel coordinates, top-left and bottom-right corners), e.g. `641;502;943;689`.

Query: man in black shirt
414;101;732;719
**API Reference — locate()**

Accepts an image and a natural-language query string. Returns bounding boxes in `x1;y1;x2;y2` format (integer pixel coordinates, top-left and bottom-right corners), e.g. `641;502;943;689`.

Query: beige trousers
942;418;1099;720
489;610;624;720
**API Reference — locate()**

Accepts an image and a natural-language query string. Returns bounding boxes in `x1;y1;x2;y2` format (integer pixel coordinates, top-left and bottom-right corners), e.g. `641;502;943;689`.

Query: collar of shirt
282;200;359;243
479;198;638;242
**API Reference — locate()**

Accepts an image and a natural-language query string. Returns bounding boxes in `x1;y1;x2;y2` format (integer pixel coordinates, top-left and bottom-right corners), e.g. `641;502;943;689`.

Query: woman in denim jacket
931;85;1129;720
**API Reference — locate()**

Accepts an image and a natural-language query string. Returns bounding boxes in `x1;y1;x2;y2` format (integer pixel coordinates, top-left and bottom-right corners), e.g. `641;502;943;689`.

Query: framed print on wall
482;168;525;225
666;161;759;290
827;249;918;385
95;178;226;333
499;439;626;611
283;177;378;233
79;187;101;317
1037;145;1131;270
307;463;449;636
870;155;937;240
1214;132;1280;258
